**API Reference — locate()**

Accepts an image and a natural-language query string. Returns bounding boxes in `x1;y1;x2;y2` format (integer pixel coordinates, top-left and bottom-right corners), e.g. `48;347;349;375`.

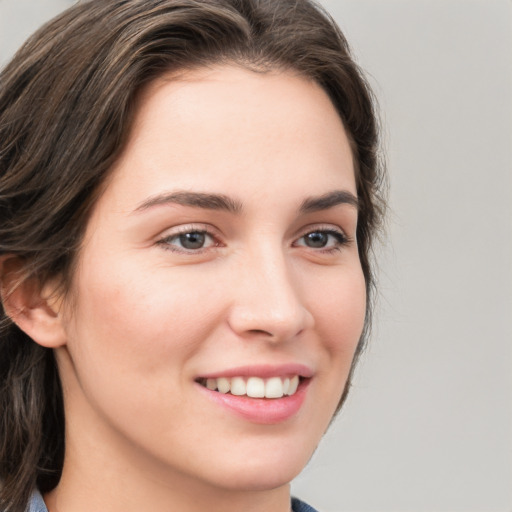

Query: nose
227;245;314;342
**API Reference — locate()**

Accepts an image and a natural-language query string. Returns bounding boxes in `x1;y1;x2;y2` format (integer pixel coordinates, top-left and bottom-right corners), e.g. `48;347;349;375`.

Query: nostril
248;329;273;337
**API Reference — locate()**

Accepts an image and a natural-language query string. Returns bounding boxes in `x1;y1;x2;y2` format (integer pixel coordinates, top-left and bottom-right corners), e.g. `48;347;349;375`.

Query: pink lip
197;363;314;380
195;365;312;425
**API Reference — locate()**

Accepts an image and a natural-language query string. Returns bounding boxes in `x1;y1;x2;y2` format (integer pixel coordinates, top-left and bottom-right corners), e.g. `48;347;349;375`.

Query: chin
204;446;314;492
213;469;297;493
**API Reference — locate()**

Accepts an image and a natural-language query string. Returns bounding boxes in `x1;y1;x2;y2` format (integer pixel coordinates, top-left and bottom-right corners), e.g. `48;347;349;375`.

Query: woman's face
55;66;366;493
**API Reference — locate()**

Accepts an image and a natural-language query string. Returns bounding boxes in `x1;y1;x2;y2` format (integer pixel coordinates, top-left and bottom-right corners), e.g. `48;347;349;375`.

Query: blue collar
26;490;47;512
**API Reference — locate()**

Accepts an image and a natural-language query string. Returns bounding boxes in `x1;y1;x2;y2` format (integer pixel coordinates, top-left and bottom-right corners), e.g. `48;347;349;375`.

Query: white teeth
230;377;246;396
288;375;299;395
265;377;284;398
217;377;230;394
202;375;302;398
282;377;290;395
246;377;265;398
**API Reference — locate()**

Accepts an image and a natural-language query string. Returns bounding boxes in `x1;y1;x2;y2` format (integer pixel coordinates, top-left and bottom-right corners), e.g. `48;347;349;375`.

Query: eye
158;229;217;252
294;229;348;251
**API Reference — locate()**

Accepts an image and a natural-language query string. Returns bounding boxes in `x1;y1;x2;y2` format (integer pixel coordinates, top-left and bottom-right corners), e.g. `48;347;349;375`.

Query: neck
44;411;291;512
45;477;291;512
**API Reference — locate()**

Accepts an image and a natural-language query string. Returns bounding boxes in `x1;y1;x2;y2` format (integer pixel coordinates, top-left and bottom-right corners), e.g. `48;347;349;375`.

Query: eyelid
294;223;350;240
156;222;221;238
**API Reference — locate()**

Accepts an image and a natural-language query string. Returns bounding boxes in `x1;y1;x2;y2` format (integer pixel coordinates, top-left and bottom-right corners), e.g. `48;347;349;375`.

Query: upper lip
196;363;314;380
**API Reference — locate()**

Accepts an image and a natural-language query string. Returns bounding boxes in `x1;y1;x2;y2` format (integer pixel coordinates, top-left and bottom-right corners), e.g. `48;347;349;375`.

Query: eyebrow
299;190;359;213
133;191;243;214
133;189;358;215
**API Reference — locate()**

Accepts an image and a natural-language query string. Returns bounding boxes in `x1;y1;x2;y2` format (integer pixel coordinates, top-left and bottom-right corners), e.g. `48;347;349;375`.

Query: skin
18;66;366;512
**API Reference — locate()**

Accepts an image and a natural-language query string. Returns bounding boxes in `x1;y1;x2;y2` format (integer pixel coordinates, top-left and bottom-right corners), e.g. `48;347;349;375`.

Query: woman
0;1;385;511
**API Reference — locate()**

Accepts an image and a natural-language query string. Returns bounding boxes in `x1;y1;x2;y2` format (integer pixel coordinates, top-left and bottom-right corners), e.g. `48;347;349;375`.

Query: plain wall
1;1;511;511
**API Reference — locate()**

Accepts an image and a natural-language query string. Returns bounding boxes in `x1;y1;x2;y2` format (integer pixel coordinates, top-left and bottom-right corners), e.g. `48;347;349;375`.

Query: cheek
58;257;220;438
64;252;226;372
311;265;367;354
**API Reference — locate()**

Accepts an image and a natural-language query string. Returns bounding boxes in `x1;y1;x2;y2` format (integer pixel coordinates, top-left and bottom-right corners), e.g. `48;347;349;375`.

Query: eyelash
156;225;350;254
292;228;350;253
156;225;220;254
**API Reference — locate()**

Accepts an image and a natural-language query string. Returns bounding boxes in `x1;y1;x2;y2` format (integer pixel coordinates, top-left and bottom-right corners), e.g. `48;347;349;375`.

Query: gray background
1;1;511;511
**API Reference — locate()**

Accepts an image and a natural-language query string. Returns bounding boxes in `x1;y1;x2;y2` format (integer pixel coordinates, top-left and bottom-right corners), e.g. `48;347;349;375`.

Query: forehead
103;65;356;210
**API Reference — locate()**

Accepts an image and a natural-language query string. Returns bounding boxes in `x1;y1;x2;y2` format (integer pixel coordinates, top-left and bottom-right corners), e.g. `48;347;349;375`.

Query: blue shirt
26;490;47;512
26;489;319;512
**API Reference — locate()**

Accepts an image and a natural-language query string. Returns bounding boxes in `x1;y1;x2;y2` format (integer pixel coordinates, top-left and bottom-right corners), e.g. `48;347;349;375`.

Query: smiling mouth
196;375;303;399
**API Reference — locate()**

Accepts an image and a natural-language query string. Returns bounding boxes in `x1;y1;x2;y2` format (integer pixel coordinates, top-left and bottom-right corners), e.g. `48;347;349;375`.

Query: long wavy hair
0;1;385;510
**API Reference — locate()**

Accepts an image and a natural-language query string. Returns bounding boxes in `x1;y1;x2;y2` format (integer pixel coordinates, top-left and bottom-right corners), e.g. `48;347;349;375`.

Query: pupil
179;232;205;249
306;232;327;248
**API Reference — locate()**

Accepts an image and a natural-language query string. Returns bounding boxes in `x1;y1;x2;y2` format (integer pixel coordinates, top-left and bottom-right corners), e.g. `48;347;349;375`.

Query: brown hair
0;0;385;510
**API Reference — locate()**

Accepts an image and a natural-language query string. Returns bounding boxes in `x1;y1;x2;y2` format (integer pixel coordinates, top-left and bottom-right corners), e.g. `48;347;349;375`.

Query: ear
0;256;67;348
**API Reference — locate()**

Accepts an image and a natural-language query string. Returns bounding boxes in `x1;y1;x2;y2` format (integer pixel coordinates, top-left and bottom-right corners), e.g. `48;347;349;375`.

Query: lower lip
197;379;310;424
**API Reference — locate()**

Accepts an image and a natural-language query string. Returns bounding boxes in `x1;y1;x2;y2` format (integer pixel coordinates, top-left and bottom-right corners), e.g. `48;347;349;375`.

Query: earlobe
0;256;67;348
